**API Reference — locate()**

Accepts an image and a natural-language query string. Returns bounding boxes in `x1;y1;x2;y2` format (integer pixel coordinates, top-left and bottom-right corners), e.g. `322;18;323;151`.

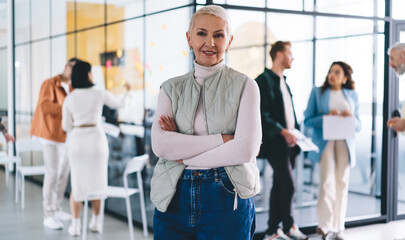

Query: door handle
392;109;401;118
392;109;401;137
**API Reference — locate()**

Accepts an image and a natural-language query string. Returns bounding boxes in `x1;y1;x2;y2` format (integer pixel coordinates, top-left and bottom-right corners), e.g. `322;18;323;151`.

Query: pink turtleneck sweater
151;60;262;169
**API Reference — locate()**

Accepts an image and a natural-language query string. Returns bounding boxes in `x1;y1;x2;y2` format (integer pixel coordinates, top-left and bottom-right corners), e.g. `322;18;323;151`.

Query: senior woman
62;60;129;236
304;61;361;240
150;5;262;240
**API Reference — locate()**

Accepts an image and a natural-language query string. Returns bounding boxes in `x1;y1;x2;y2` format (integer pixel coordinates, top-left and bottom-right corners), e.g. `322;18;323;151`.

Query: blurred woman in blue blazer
304;61;361;240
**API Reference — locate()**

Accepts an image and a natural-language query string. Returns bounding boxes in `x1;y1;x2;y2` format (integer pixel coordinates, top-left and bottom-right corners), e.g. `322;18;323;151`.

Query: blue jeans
153;168;256;240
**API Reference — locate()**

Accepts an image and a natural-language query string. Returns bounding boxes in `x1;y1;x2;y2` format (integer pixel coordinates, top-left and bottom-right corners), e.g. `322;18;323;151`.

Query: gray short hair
388;42;405;55
188;5;232;36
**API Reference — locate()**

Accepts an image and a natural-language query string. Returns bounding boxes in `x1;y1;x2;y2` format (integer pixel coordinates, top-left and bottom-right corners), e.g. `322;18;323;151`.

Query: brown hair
321;61;355;93
269;41;291;61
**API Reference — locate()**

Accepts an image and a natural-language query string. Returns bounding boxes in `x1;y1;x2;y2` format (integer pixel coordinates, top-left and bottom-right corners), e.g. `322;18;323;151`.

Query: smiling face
186;14;233;67
327;64;347;90
389;49;405;76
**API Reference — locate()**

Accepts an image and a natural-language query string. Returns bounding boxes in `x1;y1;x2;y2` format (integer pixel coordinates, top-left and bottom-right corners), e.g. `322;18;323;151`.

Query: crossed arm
151;79;262;169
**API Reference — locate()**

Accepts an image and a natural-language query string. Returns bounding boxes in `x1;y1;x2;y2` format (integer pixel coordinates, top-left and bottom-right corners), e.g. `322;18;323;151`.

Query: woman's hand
328;110;340;115
159;115;177;132
221;134;234;143
341;110;352;117
3;132;15;143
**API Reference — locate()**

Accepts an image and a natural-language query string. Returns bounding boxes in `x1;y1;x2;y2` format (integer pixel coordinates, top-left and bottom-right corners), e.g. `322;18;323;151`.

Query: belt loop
213;168;219;182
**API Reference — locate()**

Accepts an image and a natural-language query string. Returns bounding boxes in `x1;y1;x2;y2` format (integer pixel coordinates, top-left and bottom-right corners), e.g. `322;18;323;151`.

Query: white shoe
68;223;81;237
263;228;292;240
333;231;345;240
54;210;71;221
287;225;308;240
89;217;102;233
43;216;63;230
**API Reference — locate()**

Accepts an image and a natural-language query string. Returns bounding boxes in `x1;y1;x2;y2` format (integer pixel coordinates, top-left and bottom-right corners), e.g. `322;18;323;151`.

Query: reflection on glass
32;0;50;40
106;19;144;125
225;0;265;8
316;17;377;39
228;47;264;80
316;0;380;17
145;0;191;14
15;45;31;114
32;40;51;111
76;27;105;76
267;13;313;42
52;36;69;76
226;10;266;78
145;7;190;111
0;50;7;110
268;0;303;11
397;30;405;214
15;45;31;140
393;0;405;20
0;2;7;47
14;0;30;44
53;0;74;35
106;0;143;23
76;0;105;30
228;10;266;48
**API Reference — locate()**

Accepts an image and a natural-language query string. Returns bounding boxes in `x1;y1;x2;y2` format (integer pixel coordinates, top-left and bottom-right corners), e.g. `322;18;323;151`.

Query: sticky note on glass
323;115;355;140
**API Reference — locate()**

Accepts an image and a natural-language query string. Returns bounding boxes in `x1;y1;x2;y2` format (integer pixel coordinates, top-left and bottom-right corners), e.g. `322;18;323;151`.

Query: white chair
82;154;149;240
0;142;18;187
14;139;45;209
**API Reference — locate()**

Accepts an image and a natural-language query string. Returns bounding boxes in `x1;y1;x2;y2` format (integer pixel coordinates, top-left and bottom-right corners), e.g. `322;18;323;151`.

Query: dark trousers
266;146;299;235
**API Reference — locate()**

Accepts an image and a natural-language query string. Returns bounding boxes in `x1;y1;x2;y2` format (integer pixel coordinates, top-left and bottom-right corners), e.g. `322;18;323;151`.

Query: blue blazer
303;87;361;167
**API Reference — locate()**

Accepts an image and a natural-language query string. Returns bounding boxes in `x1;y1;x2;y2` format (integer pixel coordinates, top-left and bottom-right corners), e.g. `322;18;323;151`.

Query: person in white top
387;43;405;131
304;61;361;240
62;60;130;236
30;58;79;230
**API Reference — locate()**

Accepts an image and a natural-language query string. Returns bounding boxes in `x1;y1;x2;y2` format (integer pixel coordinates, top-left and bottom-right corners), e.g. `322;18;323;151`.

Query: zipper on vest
233;188;238;211
202;84;209;134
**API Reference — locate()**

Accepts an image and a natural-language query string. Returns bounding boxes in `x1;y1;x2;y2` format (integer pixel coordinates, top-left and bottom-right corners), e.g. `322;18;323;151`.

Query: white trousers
317;140;350;233
42;144;70;218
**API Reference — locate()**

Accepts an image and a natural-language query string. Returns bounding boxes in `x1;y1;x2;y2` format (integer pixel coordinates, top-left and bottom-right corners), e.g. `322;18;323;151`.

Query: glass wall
221;0;385;231
12;0;194;223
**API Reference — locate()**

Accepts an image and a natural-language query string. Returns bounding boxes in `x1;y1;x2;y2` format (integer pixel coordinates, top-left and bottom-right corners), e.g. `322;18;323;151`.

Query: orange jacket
30;75;73;143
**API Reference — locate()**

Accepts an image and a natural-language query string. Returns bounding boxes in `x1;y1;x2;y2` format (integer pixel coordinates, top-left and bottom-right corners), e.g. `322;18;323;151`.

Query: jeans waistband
181;167;227;180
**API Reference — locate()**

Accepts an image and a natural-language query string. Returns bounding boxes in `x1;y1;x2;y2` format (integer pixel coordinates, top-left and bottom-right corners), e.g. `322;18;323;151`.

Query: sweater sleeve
102;90;129;109
181;78;262;168
151;89;224;160
304;87;323;128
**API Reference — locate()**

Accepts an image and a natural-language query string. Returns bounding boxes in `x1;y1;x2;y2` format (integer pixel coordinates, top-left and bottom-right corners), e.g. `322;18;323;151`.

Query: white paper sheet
290;129;319;153
323;115;355;140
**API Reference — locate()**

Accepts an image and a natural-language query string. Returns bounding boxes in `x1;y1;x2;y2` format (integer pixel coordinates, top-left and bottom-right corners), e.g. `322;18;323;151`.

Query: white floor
0;169;153;240
2;168;405;240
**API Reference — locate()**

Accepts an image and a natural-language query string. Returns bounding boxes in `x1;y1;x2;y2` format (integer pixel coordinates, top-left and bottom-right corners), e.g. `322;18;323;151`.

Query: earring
189;46;193;50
